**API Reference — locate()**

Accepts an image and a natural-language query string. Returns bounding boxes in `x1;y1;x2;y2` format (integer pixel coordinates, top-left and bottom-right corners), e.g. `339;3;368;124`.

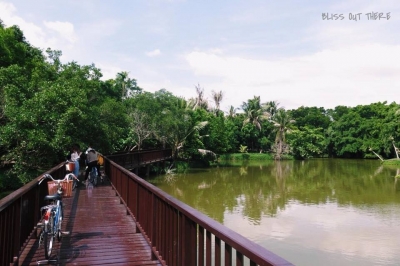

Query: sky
1;0;399;112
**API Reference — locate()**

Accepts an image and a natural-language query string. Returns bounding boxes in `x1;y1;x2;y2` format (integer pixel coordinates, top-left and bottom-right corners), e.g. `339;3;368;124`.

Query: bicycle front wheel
57;204;63;241
43;214;55;259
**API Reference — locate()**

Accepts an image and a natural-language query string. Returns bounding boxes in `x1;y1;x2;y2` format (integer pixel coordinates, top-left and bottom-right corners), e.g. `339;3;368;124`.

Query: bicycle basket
65;162;75;172
47;180;73;198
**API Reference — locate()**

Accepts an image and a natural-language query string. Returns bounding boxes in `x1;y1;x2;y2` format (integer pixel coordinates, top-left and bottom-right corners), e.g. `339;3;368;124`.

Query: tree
226;105;238;118
0;27;129;186
192;84;209;110
287;126;325;159
0;25;40;68
157;114;208;159
96;98;129;152
211;90;224;112
271;108;295;159
240;96;270;151
115;71;142;99
263;100;280;119
290;106;331;129
242;96;269;131
326;102;400;158
199;110;232;154
127;110;155;150
45;48;62;72
126;89;210;158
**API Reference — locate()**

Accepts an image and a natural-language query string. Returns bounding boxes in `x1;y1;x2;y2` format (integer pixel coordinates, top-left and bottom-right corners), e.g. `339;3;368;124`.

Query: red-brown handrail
1;149;293;266
0;163;67;266
106;154;294;266
0;149;172;265
106;149;172;170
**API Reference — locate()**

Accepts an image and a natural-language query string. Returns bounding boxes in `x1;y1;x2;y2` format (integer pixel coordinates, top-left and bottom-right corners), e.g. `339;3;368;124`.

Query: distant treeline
1;19;398;191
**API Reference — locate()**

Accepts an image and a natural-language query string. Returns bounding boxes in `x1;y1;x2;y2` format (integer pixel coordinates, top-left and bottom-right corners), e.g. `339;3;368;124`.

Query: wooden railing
0;149;171;266
106;149;172;170
0;163;68;266
1;148;293;266
106;155;293;266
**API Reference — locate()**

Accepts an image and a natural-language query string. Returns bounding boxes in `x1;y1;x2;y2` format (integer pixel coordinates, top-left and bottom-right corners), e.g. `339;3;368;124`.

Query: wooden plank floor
18;180;162;266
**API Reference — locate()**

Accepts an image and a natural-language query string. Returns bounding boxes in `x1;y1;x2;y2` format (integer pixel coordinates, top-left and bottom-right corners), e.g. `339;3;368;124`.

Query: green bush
242;153;250;160
175;161;189;173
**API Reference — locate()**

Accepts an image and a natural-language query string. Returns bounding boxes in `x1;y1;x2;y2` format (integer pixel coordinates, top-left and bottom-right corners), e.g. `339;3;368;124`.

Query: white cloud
96;63;124;80
2;0;400;112
0;2;16;22
0;2;47;47
80;19;122;39
43;20;77;44
0;1;78;60
184;43;400;110
146;49;161;57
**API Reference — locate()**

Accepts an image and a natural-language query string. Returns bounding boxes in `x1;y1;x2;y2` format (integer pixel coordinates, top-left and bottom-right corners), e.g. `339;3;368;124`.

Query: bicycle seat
44;194;62;201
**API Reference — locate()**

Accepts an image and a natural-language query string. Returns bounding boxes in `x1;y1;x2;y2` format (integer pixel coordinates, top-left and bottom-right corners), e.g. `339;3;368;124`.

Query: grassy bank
382;158;400;166
218;153;293;161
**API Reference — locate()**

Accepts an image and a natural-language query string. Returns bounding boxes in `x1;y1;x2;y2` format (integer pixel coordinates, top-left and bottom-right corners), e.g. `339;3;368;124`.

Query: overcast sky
1;0;399;112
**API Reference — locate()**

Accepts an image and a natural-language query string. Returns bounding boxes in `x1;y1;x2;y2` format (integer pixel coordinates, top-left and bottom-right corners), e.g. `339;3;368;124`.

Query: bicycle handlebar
38;173;79;185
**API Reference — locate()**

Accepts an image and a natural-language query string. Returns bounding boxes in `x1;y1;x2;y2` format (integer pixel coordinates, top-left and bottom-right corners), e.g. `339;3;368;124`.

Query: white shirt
71;151;80;162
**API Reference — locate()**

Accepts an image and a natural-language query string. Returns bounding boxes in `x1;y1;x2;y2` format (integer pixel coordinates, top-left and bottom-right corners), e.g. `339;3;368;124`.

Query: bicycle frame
40;201;61;258
42;202;61;234
37;173;78;261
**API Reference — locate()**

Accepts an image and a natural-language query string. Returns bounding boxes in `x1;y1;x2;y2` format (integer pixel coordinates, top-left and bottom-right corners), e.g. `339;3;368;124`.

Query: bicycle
37;173;78;260
87;165;98;187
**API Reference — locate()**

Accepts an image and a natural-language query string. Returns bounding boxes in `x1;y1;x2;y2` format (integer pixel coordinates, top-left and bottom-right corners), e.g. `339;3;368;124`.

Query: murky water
148;159;400;266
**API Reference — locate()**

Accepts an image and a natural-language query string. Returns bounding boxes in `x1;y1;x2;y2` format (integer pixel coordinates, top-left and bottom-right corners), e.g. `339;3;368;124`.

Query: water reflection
148;159;400;266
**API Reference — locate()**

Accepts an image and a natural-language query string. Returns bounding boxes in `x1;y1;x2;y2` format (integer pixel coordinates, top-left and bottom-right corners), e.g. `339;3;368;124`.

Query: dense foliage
1;20;400;192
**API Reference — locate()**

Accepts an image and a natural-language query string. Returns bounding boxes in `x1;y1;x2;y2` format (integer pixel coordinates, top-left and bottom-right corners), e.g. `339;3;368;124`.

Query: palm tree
171;120;208;159
211;90;224;111
193;84;209;110
263;100;280;119
115;71;141;99
271;108;295;159
242;96;269;131
175;97;194;111
226;105;238;118
154;109;209;159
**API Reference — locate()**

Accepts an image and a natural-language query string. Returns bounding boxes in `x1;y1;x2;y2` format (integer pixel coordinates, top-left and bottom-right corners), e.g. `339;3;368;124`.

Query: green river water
148;159;400;266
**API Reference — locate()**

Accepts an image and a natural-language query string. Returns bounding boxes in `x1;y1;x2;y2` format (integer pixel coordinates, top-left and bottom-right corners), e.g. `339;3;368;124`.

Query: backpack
97;154;104;166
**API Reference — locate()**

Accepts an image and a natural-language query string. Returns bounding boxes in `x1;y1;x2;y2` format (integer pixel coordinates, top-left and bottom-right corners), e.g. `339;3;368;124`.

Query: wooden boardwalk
18;180;162;266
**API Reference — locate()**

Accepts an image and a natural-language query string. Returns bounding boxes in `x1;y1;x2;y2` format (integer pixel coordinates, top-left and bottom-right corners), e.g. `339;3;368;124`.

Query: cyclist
84;147;101;183
85;144;101;174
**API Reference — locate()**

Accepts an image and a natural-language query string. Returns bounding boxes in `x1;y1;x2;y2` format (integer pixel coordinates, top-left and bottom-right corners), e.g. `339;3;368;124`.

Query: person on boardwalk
84;147;101;182
67;144;82;188
85;144;101;175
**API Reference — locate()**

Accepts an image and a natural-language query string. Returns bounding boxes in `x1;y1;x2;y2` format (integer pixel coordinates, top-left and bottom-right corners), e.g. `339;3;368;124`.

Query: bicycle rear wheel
90;168;97;186
43;213;55;259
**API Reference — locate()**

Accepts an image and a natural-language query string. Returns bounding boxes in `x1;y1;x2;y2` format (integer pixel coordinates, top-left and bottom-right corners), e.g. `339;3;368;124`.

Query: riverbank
382;158;400;166
218;153;293;161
